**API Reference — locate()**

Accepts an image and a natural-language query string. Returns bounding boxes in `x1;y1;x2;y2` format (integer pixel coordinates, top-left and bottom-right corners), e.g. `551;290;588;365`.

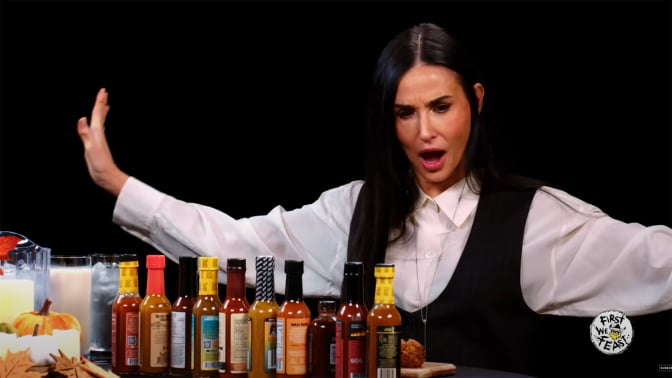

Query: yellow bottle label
374;265;395;305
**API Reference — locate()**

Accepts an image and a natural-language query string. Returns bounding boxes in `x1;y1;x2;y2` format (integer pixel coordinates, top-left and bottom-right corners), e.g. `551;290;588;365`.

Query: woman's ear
474;83;485;114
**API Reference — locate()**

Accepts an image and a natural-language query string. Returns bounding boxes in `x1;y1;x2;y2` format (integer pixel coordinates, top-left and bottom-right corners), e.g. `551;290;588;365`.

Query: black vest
397;186;672;377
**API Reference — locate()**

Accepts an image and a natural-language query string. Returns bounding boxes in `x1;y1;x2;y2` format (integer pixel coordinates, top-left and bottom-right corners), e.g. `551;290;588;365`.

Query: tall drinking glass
50;255;92;356
0;231;50;325
89;254;120;363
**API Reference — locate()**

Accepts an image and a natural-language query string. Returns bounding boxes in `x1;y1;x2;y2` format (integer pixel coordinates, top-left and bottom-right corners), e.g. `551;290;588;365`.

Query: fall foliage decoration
12;299;81;338
0;348;48;378
49;350;119;378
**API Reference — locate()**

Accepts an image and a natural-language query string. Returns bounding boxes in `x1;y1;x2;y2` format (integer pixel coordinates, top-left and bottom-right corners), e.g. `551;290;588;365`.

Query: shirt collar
414;177;480;227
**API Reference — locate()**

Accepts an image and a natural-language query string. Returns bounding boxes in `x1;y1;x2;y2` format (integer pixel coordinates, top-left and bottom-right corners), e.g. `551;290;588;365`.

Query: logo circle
590;310;633;355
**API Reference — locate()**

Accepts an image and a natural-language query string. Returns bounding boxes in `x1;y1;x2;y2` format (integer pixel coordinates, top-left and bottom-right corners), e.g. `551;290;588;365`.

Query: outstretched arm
76;88;129;197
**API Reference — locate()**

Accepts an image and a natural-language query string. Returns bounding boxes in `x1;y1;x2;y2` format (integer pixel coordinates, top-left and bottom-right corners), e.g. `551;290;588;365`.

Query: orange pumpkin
11;298;81;338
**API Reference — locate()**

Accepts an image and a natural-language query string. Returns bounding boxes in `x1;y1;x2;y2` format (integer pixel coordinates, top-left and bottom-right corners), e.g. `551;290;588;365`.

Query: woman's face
394;64;484;198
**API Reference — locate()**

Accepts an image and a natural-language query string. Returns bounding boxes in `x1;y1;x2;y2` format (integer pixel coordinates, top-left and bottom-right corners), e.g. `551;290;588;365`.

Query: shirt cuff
113;176;166;232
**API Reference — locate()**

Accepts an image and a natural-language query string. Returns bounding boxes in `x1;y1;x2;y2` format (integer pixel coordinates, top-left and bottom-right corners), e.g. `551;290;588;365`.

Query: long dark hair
346;23;540;307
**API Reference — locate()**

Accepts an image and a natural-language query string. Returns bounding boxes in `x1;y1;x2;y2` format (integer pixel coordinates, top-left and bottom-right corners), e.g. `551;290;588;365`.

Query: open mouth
419;150;446;171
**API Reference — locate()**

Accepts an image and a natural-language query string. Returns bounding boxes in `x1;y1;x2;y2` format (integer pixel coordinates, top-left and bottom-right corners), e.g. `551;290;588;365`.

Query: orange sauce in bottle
248;256;279;378
111;254;141;375
139;254;172;375
366;263;401;378
192;256;222;377
277;260;311;378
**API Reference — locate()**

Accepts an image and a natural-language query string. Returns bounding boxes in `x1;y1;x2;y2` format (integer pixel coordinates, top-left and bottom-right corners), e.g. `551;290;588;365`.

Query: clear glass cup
0;231;51;325
50;255;92;356
89;253;120;363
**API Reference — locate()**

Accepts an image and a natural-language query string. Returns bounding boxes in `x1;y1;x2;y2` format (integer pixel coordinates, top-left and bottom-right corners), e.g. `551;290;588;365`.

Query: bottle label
264;318;277;372
124;312;140;366
348;321;367;376
199;314;220;371
277;316;310;375
230;312;250;373
374;325;400;376
148;312;170;367
170;311;187;368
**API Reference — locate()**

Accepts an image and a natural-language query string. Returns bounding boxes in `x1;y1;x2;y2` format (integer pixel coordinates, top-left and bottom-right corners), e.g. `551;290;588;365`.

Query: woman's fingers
90;88;109;131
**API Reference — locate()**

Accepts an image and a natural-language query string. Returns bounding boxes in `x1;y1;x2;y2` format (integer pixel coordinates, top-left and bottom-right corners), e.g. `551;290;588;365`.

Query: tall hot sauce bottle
276;260;311;378
219;258;250;377
367;263;401;378
335;261;367;378
111;254;141;375
247;256;279;378
139;254;172;375
193;256;222;377
171;256;199;376
307;299;337;377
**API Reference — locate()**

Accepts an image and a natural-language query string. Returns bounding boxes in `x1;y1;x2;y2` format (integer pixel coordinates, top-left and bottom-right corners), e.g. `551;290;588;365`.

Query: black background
1;1;671;376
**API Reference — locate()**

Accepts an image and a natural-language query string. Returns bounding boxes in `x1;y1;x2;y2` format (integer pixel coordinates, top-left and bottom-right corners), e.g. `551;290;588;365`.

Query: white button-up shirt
113;176;672;317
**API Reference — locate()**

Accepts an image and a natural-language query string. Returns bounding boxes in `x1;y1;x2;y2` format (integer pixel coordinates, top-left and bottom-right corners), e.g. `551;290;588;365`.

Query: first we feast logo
590;310;633;355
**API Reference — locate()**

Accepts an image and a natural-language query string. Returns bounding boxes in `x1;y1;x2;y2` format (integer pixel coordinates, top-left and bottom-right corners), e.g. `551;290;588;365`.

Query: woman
77;23;672;376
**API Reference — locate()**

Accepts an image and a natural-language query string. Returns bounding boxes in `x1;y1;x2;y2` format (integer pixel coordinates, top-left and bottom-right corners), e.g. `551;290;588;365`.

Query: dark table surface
88;363;535;378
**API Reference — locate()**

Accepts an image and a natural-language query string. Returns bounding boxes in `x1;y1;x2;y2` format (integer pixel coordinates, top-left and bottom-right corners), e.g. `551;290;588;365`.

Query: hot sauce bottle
276;260;311;378
218;258;250;377
307;299;337;377
111;254;141;375
171;256;199;376
367;263;401;378
193;256;222;377
248;255;279;378
139;254;171;375
335;261;367;378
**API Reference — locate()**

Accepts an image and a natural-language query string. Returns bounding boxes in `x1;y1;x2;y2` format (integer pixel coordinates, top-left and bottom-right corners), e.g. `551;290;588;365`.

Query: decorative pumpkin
11;298;81;339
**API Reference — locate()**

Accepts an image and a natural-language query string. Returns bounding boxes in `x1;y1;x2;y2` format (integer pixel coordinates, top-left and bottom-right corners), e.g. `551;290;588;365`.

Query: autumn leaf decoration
49;351;120;378
0;234;23;276
0;349;48;378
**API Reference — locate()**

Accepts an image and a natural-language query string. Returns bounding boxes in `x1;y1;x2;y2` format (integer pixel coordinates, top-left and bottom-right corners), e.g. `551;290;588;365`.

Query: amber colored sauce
193;257;222;378
248;300;279;378
111;258;141;375
139;255;171;375
277;260;311;378
366;264;401;378
248;256;279;378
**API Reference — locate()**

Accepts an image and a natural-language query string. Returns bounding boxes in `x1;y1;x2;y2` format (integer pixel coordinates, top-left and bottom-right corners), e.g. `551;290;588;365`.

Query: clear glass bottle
335;261;367;378
193;256;222;377
111;254;141;375
308;299;337;377
366;263;401;378
219;258;250;377
170;256;199;376
139;254;171;375
248;256;279;378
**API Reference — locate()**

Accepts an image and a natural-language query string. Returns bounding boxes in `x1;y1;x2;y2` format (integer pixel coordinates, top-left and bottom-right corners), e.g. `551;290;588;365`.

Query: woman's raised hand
76;88;129;197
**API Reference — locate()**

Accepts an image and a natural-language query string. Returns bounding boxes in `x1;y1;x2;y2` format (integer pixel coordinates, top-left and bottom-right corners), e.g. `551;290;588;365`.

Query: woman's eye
434;103;450;113
396;109;414;119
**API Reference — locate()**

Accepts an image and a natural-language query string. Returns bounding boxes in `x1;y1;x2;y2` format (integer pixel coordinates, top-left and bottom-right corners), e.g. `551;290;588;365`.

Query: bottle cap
374;263;395;278
285;259;303;275
199;256;219;271
227;258;246;270
344;261;364;276
146;254;165;269
318;299;337;313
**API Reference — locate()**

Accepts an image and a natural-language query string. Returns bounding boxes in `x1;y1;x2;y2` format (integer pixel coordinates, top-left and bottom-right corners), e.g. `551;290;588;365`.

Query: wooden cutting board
401;361;457;377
